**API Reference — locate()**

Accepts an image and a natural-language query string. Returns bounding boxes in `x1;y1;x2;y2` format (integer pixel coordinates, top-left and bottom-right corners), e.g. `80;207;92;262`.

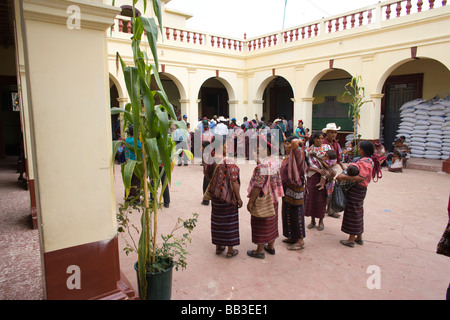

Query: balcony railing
109;0;447;53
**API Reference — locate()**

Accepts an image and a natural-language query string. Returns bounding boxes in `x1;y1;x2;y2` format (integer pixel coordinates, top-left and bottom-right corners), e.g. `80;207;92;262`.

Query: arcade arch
150;72;185;120
257;76;295;123
198;77;235;119
379;57;450;147
109;73;125;140
310;69;354;134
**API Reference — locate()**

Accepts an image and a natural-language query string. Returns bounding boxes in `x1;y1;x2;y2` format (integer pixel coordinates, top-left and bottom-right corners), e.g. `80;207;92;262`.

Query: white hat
273;118;282;123
322;123;341;132
236;120;242;126
217;116;228;122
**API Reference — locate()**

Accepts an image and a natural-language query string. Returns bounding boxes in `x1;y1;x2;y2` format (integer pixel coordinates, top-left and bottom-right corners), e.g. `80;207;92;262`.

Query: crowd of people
118;113;393;259
343;134;411;173
117;114;448;297
195;117;383;259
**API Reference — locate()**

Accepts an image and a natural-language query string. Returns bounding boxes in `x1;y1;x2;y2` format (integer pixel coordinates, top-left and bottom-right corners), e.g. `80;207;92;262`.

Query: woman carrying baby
336;141;382;247
304;131;333;231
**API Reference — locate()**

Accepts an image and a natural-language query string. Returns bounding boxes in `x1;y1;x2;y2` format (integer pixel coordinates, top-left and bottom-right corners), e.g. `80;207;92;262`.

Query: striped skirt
304;173;327;219
341;184;368;235
282;200;306;240
211;198;240;246
250;202;279;244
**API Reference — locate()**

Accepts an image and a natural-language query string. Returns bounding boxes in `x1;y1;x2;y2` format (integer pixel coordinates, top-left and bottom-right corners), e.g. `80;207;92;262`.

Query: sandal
264;245;275;255
317;223;324;231
215;246;225;255
226;249;239;258
282;239;296;244
355;239;364;245
307;222;316;229
247;250;265;259
287;243;305;251
340;240;355;247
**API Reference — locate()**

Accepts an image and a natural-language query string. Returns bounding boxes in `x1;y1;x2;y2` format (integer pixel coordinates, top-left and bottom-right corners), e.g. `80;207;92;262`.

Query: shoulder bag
250;171;276;218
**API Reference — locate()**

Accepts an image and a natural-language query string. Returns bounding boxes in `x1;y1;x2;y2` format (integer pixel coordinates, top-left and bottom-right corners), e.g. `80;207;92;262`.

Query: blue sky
165;0;379;38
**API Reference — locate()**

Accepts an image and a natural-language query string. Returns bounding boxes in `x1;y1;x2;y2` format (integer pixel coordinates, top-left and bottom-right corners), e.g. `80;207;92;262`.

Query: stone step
406;157;447;173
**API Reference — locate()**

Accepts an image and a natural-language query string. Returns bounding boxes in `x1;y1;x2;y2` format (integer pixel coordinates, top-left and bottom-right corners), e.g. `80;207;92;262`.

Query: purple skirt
341;184;367;235
211;198;240;246
250;202;279;244
304;173;327;219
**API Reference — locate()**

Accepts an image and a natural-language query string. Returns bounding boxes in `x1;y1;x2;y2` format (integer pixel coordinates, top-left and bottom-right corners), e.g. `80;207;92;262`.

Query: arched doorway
198;77;229;119
380;58;450;149
262;76;294;123
110;78;121;140
150;73;182;120
311;69;354;139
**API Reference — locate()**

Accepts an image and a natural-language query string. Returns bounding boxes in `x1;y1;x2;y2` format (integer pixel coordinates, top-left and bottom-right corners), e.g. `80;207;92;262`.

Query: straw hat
217;116;228;122
273;118;282;123
322;123;341;132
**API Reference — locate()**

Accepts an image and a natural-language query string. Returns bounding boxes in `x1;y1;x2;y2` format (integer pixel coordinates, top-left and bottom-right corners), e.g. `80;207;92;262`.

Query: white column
300;97;315;131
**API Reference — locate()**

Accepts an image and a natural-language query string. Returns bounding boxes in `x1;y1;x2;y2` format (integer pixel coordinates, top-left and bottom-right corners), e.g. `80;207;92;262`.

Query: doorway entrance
382;74;423;148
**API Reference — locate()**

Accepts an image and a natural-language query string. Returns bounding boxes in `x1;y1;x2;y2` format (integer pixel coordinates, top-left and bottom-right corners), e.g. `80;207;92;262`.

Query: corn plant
343;76;374;153
111;0;195;299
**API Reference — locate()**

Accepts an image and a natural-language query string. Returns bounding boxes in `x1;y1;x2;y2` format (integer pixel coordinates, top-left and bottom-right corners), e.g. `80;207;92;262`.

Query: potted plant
343;76;374;154
111;0;196;300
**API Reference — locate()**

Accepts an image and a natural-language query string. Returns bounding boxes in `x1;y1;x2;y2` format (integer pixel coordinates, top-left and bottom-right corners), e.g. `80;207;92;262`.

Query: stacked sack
398;97;450;160
398;98;422;153
345;133;354;147
442;97;450;159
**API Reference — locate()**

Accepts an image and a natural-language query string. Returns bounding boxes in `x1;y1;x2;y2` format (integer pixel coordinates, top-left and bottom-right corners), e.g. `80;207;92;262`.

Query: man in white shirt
215;116;229;145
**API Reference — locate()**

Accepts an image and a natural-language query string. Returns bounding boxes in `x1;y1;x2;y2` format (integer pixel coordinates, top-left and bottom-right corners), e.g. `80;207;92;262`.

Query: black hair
285;135;297;143
359;140;375;157
127;125;134;136
309;131;324;146
326;149;337;160
346;165;360;176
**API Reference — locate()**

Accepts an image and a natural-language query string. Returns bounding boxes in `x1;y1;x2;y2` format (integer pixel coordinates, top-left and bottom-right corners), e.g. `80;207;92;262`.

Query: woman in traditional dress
232;123;246;158
201;122;215;206
280;136;307;250
337;141;382;247
205;142;243;258
247;135;284;259
304;131;332;231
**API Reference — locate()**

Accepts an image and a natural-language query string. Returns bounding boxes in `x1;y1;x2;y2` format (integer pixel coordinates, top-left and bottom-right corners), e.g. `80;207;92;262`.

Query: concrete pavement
1;155;449;300
116;157;450;300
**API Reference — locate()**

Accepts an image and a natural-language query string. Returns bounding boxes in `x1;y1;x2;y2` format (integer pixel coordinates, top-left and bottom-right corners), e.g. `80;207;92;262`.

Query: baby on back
339;164;360;195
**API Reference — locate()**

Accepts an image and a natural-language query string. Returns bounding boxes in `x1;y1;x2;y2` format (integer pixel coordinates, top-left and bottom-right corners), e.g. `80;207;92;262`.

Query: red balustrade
382;0;446;20
247;34;278;51
111;1;447;52
282;23;319;44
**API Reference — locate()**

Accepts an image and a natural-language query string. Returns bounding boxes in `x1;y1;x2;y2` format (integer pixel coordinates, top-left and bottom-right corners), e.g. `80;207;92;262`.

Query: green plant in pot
111;0;196;300
343;76;374;154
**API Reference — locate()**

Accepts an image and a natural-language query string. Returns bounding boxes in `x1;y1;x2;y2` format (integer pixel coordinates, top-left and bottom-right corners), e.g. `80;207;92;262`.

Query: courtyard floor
0;155;449;300
116;156;450;300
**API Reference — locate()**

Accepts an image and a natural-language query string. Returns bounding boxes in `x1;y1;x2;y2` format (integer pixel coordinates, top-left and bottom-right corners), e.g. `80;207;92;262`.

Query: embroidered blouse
349;157;374;188
208;157;240;205
247;156;284;202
